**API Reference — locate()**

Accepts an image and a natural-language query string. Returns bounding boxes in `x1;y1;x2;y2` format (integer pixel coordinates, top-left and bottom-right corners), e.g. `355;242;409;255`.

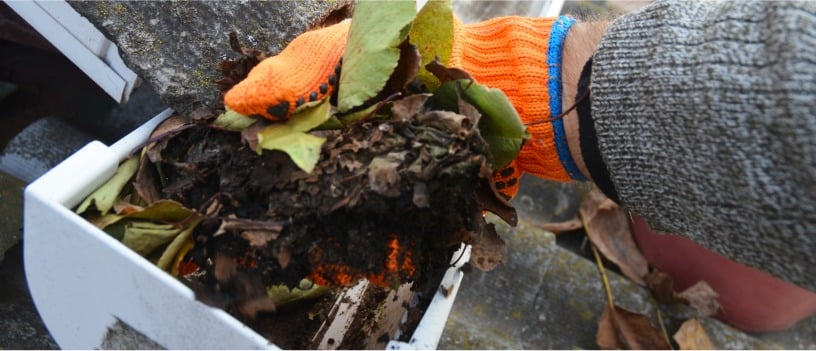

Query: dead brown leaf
425;58;474;83
241;230;280;248
379;40;420;100
646;269;721;317
113;199;143;216
673;318;715;350
241;119;267;152
678;281;721;317
145;115;188;163
133;152;161;205
475;161;517;226
214;253;238;283
215;32;267;94
597;304;672;350
277;247;292;269
368;153;404;198
580;189;648;285
390;93;430;121
468;218;506;272
539;216;583;234
646;269;680;304
188;104;216;123
237;296;278;319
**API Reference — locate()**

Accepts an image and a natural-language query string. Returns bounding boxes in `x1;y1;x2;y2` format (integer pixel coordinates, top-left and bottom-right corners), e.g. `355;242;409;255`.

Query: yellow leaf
76;157;139;215
410;0;454;91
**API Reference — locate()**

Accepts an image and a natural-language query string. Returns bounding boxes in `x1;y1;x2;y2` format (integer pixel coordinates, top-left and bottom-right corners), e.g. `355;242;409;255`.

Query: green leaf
337;0;416;112
76;157;140;215
257;99;332;173
267;279;331;306
338;104;377;125
214;109;257;131
121;221;182;256
431;79;530;169
314;116;345;130
410;0;454;91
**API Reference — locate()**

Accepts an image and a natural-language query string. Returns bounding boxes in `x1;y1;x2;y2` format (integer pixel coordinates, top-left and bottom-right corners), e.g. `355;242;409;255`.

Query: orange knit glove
225;21;350;120
225;16;585;200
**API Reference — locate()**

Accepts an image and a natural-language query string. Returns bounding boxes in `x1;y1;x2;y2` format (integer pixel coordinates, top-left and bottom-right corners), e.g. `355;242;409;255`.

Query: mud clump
139;96;511;329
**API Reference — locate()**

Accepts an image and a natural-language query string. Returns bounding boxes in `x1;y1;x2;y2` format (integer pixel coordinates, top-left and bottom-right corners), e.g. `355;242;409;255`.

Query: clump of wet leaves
75;1;525;347
78;86;513;317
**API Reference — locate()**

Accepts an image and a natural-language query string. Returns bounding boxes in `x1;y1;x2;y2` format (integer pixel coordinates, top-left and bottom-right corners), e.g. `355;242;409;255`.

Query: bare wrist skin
561;21;610;182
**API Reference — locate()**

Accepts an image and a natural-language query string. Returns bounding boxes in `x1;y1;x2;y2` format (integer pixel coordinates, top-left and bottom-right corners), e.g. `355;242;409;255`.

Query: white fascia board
5;0;140;103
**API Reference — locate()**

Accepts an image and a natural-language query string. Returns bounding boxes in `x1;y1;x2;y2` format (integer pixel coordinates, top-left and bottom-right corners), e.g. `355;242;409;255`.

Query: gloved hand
225;15;585;199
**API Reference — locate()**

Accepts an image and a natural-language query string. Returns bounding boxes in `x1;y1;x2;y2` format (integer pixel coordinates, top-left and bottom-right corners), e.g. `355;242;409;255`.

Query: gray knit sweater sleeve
591;0;816;290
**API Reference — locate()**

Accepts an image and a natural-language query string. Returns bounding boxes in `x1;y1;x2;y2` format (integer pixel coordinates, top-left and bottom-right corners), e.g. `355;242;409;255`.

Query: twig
591;243;615;308
538;216;583;234
583;208;615;308
651;296;674;349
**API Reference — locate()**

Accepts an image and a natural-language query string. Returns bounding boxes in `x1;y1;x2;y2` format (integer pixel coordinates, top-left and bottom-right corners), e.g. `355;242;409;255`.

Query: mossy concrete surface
437;177;815;349
69;0;353;117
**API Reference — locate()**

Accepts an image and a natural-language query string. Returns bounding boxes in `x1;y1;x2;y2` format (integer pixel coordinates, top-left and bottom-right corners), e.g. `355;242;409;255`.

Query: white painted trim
4;0;140;103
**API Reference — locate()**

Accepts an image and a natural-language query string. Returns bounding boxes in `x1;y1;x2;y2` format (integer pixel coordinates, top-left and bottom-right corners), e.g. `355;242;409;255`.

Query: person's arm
562;21;609;184
563;0;816;291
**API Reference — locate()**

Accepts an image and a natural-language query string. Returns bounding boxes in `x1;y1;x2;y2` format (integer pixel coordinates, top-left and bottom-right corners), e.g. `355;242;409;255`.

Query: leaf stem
651;296;674;349
584;212;615;308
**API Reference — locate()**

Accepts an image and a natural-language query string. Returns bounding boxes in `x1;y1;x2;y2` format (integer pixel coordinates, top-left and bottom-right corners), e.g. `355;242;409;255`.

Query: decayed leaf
257;99;332;173
646;269;721;317
337;0;416;112
266;279;331;307
113;199;143;216
237;297;278;319
241;230;280;248
133;151;161;205
241;119;266;152
677;281;721;317
170;236;196;277
121;221;183;256
126;199;196;222
368;153;404;198
214;109;258;131
104;200;200;260
539;216;584;234
216;32;267;93
425;58;473;82
210;252;275;319
390;93;432;121
580;189;648;285
76;157;140;215
468;210;507;271
596;304;672;350
428;77;528;170
409;0;454;91
673;318;715;350
645;269;679;304
145;115;188;163
474;160;517;226
85;212;125;231
157;221;198;271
